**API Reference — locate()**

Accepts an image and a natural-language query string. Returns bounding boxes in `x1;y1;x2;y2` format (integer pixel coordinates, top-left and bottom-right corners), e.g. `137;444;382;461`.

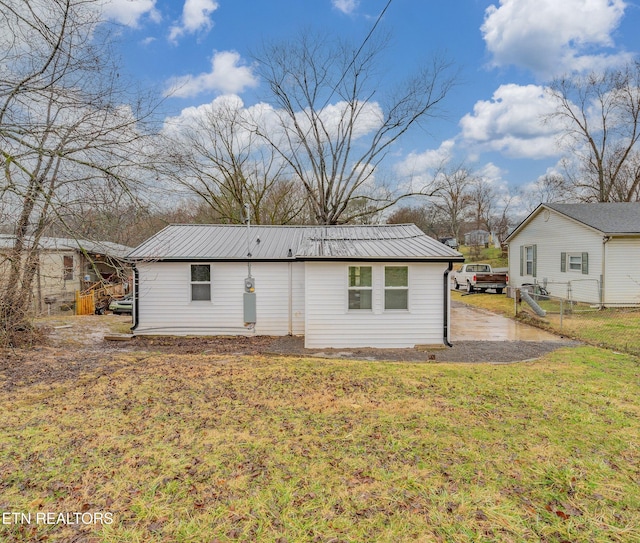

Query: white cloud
169;0;219;43
332;0;359;15
101;0;161;27
392;140;456;193
395;140;456;178
482;0;631;78
165;50;258;98
459;84;565;159
293;101;383;143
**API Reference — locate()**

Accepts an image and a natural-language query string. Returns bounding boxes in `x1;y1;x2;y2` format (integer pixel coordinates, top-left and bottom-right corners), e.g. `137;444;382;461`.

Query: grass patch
452;290;516;318
1;349;638;542
458;245;508;268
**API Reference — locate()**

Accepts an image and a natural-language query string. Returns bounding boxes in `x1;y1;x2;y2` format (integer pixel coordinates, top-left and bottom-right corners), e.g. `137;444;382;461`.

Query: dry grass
1;345;639;542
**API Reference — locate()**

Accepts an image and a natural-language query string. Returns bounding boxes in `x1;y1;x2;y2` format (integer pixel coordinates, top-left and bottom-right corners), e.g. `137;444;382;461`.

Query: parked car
439;237;459;249
109;294;133;315
451;263;508;294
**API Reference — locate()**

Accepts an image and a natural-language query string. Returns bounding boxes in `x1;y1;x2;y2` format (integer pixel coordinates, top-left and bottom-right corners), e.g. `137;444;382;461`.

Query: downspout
288;260;293;335
130;264;139;331
601;236;610;308
443;261;453;347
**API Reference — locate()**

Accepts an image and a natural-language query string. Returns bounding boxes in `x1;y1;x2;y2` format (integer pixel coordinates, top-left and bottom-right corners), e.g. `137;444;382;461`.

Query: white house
127;224;464;348
506;203;640;306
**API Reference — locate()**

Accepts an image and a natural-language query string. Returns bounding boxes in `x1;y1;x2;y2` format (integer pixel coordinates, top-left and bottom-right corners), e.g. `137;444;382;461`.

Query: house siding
604;238;640;306
508;210;603;304
0;249;83;311
304;261;446;348
135;261;305;335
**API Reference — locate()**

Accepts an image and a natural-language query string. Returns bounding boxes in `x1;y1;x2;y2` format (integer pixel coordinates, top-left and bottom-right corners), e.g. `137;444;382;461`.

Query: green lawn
457;245;508;268
1;347;638;542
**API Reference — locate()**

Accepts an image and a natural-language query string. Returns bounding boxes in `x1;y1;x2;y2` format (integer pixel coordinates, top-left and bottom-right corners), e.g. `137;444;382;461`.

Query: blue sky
102;0;640;195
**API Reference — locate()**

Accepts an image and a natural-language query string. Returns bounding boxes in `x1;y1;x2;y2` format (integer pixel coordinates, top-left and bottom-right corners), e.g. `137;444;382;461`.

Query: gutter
131;264;139;331
443;261;453;347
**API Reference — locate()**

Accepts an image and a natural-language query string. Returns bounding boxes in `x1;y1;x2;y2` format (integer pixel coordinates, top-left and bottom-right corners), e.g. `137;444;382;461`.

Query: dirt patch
0;314;580;393
112;333;579;363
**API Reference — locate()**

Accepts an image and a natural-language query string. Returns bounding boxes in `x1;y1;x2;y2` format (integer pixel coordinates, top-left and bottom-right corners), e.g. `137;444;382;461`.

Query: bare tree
467;177;515;248
386;204;444;238
520;173;573;212
0;0;154;343
252;31;457;224
547;62;640;202
430;166;475;243
162;97;307;225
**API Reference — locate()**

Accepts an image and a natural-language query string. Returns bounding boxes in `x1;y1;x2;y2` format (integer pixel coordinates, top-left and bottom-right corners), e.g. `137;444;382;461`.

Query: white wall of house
603;237;640;306
303;261;447;348
134;261;305;336
507;210;640;306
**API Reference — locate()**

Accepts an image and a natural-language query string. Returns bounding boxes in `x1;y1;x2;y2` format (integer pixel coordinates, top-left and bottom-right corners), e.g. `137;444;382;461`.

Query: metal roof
0;235;133;258
127;224;463;261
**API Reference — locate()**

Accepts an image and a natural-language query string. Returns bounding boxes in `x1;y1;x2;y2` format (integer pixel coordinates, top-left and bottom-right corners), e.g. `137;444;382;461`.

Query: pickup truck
451;263;508;294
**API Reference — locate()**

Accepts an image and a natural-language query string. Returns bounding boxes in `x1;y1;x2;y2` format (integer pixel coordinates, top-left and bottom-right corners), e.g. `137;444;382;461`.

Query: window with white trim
525;246;535;276
562;252;589;274
568;254;582;272
348;266;372;310
384;266;408;310
190;264;211;301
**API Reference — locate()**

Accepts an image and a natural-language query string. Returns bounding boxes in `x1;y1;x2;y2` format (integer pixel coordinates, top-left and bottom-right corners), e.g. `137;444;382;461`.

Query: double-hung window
385;266;408;310
568;254;582;272
519;244;538;277
525;246;535;275
561;252;589;274
348;266;372;310
190;264;211;301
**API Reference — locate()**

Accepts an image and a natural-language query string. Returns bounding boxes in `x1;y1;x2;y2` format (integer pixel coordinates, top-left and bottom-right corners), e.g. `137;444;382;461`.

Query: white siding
508;210;603;304
604;238;640;306
304;261;447;348
135;261;304;335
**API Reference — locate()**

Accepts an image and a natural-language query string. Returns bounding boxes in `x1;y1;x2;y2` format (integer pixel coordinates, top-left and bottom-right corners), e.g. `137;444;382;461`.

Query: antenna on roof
244;203;252;263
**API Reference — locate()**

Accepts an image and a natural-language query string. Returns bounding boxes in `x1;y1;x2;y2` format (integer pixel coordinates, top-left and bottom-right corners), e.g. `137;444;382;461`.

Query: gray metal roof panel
127;224;462;261
0;235;132;258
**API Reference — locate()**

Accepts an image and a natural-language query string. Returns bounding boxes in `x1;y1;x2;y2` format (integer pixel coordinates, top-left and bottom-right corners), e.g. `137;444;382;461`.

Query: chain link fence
513;285;640;356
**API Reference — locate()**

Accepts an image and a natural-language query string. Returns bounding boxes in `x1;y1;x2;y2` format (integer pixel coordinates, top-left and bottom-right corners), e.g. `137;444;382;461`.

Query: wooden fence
75;283;125;316
75;290;95;315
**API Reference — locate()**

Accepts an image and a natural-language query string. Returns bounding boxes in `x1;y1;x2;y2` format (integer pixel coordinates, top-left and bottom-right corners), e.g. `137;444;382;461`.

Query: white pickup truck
451;263;508;294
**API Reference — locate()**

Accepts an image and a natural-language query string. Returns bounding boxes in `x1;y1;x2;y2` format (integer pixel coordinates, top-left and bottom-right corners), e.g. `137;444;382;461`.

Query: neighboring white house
127;224;464;348
506;203;640;306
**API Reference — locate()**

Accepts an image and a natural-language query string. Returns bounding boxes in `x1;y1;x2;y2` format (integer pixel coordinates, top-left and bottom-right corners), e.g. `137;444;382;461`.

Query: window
521;245;536;277
190;264;211;301
348;266;372;310
63;255;74;281
562;252;589;275
525;246;534;275
569;254;582;271
385;266;408;310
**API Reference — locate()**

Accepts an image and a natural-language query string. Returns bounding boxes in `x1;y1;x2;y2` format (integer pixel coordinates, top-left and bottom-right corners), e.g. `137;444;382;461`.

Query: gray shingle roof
545;203;640;234
127;224;463;261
